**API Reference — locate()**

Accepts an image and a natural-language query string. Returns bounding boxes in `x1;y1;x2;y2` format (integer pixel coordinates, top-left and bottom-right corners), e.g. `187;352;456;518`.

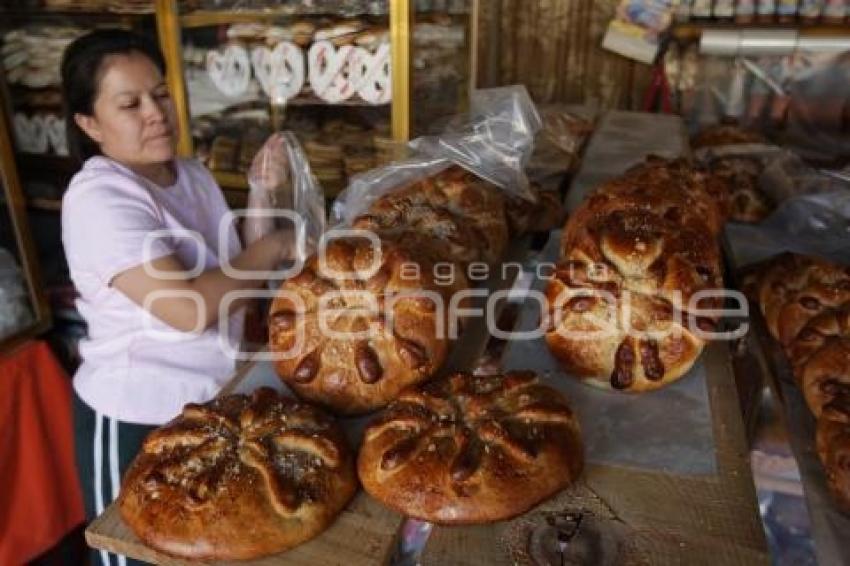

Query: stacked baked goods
746;253;850;512
119;387;357;560
710;154;773;223
692;123;775;223
350;165;563;268
270;164;547;414
2;25;85;88
351;165;511;270
358;371;584;523
544;156;731;392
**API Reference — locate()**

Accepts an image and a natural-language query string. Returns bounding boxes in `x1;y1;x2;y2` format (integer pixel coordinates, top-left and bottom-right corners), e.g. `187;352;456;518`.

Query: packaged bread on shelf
118;388;356;560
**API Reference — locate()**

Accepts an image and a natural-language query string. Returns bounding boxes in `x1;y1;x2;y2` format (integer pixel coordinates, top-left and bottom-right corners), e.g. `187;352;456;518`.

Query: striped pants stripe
72;391;155;566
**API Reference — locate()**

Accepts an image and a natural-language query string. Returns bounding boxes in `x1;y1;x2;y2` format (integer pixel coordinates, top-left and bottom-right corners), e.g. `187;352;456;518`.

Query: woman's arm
111;229;290;333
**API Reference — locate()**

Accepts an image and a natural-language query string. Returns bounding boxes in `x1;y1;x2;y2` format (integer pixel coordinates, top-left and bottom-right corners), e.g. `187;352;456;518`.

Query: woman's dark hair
60;28;166;163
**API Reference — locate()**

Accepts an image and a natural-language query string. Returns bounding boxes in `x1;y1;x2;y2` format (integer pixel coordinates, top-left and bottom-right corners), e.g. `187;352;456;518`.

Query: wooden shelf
27;197;62;212
286;93;390;108
15;153;78;184
0;8;151;22
180;9;389;29
179;7;469;28
16;152;77;170
672;21;850;41
212;170;248;190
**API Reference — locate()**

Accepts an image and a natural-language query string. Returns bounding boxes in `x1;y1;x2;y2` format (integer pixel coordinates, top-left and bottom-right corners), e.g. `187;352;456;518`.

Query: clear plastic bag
684;50;850;161
526;103;597;183
332;86;542;225
330;156;449;226
759;150;850;203
245;131;325;264
726;162;850;265
407;85;542;201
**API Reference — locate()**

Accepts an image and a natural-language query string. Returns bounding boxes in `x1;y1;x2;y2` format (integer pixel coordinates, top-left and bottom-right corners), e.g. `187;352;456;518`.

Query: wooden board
420;341;769;565
86;488;401;566
475;0;652;110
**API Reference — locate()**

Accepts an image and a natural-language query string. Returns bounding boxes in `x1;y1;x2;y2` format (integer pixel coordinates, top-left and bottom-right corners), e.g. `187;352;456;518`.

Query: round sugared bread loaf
546;158;727;392
711;155;773;223
269;237;465;415
756;254;848;341
775;276;850;347
352;165;508;269
118;388;356;560
358;371;583;524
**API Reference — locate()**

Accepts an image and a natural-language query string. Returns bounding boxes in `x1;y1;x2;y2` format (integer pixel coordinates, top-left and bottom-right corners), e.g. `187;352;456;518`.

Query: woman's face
75;51;176;168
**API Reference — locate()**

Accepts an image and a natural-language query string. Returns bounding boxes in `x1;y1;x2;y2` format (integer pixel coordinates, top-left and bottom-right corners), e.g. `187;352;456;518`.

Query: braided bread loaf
817;418;850;513
119;388;356;560
692;124;775;224
545;157;729;391
751;253;850;514
269;237;466;415
358;371;583;523
712;155;773;223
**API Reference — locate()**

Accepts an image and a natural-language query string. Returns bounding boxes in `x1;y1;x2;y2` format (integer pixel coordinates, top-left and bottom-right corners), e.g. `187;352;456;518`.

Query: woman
60;29;289;565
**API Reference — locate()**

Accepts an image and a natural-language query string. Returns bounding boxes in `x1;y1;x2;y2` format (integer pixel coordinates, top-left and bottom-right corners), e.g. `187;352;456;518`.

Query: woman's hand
248;132;291;197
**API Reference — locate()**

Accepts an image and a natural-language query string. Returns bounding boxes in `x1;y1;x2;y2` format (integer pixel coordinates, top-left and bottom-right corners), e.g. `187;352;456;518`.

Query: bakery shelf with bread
0;15;155;208
155;0;478;190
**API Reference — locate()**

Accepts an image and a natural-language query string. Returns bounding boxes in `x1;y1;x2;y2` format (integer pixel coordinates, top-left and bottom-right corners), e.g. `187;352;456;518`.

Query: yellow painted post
390;0;411;143
156;0;193;157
